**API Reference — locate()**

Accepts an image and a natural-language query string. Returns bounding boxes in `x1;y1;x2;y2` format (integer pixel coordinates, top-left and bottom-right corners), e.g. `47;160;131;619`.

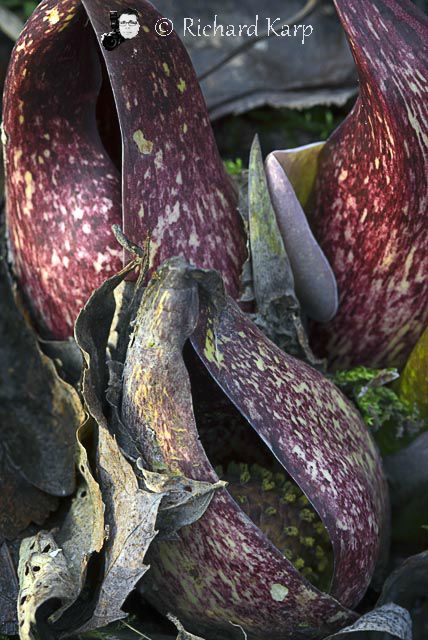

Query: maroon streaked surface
82;0;246;298
3;0;246;339
120;258;387;639
310;0;428;369
3;0;122;338
191;271;388;609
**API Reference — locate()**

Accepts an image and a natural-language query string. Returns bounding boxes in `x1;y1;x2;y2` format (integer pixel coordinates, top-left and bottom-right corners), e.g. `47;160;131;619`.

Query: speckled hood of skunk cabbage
110;257;389;640
2;0;246;339
266;0;428;370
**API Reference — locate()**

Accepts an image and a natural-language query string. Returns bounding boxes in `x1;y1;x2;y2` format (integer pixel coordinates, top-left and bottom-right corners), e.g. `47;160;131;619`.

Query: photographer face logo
101;9;140;51
119;12;140;39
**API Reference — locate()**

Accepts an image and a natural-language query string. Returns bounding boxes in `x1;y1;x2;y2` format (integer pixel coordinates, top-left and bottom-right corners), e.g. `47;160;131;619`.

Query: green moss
333;365;427;454
224;158;244;176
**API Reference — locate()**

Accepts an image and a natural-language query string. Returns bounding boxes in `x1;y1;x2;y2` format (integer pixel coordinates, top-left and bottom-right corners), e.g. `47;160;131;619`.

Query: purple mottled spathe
2;0;122;337
2;0;246;338
310;0;428;369
120;258;388;640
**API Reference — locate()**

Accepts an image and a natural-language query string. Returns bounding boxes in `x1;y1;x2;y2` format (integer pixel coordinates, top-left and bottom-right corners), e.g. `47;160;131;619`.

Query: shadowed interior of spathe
185;342;334;594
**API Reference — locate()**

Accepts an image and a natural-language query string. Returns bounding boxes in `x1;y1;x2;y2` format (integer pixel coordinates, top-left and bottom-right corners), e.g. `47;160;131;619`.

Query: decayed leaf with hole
16;422;104;639
307;0;428;369
116;257;387;639
10;256;221;638
52;422;106;597
2;0;245;339
18;531;77;640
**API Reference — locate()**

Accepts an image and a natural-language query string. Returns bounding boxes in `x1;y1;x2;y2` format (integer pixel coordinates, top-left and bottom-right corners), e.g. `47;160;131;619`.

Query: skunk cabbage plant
2;0;246;339
2;0;425;638
117;257;388;639
266;0;428;370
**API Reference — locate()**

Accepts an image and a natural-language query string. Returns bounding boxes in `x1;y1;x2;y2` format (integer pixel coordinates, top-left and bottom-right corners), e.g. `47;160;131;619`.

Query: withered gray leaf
168;614;207;640
137;466;226;539
18;531;76;640
378;552;428;639
14;259;164;638
16;423;105;639
38;337;83;388
73;260;221;633
13;259;159;638
74;433;163;634
72;260;161;632
325;603;412;640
